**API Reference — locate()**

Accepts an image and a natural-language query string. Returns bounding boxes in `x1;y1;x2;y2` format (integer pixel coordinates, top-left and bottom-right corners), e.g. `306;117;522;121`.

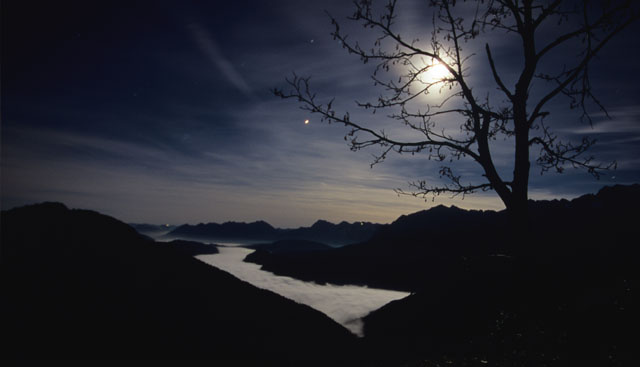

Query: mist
195;246;409;336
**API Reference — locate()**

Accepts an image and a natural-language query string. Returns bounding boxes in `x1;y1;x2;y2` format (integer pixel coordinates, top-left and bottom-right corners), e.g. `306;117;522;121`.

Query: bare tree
274;0;638;228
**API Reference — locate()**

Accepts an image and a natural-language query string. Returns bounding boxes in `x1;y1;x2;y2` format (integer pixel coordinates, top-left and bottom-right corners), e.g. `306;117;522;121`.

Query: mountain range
246;184;640;290
167;218;381;245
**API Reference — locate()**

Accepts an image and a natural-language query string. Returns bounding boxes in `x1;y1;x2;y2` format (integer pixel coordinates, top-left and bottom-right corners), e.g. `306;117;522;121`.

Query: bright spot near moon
304;119;310;124
420;58;450;84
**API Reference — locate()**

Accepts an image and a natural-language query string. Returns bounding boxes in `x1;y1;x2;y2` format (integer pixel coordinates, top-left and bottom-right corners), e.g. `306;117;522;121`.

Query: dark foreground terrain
246;184;640;366
2;203;360;366
3;185;638;366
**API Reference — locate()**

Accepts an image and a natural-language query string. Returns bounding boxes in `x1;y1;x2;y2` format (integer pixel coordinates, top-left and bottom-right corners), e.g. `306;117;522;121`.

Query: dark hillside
246;239;332;254
1;203;360;366
244;185;640;365
283;220;381;245
245;185;640;291
164;239;220;256
245;205;507;291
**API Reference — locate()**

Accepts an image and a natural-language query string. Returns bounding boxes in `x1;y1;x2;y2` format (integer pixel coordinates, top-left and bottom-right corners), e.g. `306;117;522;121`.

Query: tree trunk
506;194;529;232
510;96;531;237
511;121;530;234
509;2;535;236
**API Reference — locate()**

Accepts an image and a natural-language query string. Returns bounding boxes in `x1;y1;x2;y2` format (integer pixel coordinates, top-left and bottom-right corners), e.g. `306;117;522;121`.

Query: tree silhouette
275;0;638;228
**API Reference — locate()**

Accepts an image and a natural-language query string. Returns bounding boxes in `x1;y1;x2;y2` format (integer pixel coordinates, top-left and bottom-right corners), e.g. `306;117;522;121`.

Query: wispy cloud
188;23;253;98
588;120;640;134
1;122;504;227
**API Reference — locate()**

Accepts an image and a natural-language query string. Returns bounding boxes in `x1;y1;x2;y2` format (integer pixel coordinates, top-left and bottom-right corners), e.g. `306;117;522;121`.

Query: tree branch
272;75;481;165
485;43;514;100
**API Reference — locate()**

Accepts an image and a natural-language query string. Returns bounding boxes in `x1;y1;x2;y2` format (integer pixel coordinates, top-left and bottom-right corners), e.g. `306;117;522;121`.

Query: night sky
3;0;640;227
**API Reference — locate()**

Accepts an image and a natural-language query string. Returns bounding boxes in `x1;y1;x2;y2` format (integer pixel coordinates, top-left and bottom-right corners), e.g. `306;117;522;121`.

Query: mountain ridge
168;218;381;245
244;183;640;290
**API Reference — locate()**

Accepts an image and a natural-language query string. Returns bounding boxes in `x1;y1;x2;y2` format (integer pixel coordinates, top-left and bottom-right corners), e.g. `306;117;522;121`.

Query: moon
430;60;449;80
420;58;450;84
304;119;310;124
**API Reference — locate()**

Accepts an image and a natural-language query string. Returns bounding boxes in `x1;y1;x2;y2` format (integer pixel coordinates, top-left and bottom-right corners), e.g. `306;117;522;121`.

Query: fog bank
196;246;409;336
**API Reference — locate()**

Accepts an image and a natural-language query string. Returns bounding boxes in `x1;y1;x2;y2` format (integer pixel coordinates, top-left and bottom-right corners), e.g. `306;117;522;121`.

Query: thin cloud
568;120;640;135
188;23;253;97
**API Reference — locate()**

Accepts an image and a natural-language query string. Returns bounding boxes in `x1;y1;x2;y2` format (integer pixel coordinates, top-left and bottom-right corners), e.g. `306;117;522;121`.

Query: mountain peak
311;219;334;228
431;204;462;211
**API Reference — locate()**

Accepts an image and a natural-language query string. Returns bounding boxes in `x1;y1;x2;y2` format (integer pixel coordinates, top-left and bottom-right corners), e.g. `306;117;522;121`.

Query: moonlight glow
420;59;450;84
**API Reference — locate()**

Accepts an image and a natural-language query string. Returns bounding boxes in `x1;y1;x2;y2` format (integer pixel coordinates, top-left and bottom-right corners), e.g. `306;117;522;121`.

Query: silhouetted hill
167;219;381;245
2;203;360;366
164;239;220;256
246;239;332;254
363;239;638;365
285;220;381;245
244;204;506;291
244;184;640;291
244;184;640;365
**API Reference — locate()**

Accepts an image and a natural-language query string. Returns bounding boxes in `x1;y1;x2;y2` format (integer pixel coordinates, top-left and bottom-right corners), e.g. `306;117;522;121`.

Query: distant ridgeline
246;184;640;291
167;219;382;245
